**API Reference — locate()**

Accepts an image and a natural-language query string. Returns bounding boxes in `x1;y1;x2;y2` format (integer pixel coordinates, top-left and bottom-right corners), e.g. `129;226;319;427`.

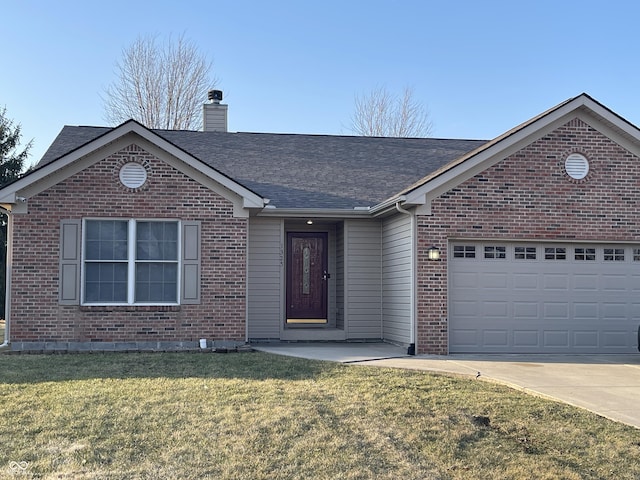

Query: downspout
395;202;416;355
0;206;12;349
245;218;250;345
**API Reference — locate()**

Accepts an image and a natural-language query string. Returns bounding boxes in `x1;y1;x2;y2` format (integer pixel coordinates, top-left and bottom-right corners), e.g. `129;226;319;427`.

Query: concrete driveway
253;343;640;429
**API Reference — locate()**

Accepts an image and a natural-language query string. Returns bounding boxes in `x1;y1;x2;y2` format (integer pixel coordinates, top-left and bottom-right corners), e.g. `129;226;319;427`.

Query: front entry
286;232;328;325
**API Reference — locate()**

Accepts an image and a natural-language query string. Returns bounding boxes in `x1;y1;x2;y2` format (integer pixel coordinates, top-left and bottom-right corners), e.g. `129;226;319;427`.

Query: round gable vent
119;162;147;188
565;153;589;180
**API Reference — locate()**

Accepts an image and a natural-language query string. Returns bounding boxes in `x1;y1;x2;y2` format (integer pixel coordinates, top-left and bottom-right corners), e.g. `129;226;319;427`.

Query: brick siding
10;144;247;346
416;118;640;354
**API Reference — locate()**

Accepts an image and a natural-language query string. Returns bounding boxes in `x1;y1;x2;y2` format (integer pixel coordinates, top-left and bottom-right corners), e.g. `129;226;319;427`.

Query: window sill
80;305;181;312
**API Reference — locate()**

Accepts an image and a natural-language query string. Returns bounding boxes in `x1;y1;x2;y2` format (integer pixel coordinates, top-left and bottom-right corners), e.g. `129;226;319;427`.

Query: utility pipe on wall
0;205;12;349
395;202;416;355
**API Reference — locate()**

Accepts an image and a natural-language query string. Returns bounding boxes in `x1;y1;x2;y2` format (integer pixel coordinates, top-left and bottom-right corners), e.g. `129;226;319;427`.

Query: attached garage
449;242;640;353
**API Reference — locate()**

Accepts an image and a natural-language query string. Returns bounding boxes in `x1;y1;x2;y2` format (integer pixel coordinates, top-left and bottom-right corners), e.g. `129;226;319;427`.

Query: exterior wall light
427;245;441;261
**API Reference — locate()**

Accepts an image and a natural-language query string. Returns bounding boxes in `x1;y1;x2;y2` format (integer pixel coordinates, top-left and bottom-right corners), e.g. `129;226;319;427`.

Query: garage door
449;242;640;353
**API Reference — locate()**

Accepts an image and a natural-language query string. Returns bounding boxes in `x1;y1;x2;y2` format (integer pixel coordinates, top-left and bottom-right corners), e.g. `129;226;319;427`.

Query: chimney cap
208;90;223;103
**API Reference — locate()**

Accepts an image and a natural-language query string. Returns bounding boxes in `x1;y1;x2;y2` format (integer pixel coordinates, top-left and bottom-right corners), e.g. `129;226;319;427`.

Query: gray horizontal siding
247;218;282;338
345;220;382;338
382;214;412;345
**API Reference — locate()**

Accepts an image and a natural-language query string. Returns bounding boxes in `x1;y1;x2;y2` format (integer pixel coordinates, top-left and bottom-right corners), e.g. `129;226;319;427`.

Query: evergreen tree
0;107;31;319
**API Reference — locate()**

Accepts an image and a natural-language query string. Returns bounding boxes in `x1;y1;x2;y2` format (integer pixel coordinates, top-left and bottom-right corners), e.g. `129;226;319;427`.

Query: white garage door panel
513;273;539;289
449;242;640;353
513;302;538;318
574;331;598;347
513;330;538;346
574;274;598;290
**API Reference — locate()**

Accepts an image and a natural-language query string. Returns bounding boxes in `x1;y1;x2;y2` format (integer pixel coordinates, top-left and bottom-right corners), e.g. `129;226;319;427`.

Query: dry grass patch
0;352;638;479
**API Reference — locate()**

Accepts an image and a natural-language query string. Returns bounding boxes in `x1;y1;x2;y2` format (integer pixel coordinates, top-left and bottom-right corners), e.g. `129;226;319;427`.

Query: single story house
1;92;639;354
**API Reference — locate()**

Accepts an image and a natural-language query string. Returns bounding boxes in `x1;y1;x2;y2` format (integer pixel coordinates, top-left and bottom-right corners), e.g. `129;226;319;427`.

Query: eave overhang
372;93;640;215
0;120;267;211
257;207;372;219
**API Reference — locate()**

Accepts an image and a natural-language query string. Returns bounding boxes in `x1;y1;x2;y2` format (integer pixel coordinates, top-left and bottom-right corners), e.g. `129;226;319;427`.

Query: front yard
0;351;638;479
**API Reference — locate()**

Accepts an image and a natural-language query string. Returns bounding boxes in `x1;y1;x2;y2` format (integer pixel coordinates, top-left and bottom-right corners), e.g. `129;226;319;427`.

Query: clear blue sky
2;0;640;165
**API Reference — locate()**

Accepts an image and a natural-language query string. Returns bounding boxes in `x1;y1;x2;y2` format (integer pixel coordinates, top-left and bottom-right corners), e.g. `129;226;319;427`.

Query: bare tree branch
103;33;217;130
350;86;433;137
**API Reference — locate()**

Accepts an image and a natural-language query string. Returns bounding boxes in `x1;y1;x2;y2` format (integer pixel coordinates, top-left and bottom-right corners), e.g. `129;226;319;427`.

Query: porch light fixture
427;245;441;261
306;220;314;225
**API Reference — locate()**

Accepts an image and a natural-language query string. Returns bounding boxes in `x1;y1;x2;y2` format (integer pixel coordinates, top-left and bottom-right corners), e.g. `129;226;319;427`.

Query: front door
286;232;328;325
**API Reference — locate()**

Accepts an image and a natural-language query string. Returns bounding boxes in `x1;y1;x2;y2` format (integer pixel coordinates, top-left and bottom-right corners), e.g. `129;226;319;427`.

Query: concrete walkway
253;343;640;429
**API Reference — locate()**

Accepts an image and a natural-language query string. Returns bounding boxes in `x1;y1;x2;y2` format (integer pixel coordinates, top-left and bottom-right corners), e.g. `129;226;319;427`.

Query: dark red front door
286;232;328;324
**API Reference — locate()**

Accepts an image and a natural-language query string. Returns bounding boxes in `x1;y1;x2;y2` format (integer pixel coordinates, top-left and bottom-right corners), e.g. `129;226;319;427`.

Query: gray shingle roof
39;126;486;209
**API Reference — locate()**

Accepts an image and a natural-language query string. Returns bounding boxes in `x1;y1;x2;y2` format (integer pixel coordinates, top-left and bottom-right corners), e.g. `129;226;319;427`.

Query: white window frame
514;245;537;260
453;245;476;259
484;245;506;259
604;247;625;262
81;218;182;306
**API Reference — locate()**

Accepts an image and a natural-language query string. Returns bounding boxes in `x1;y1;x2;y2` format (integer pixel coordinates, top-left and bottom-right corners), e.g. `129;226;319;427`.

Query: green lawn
0;352;638;479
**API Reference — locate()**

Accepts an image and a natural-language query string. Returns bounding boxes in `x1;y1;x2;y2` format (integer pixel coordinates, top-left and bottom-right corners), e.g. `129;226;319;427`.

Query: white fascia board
577;95;640;142
0;121;266;212
257;208;372;219
0;193;16;203
574;107;640;158
130;135;263;216
402;94;637;210
0;126;130;201
128;124;266;208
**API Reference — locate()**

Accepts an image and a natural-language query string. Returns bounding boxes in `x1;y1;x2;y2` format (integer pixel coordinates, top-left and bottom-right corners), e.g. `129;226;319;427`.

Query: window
85;220;129;303
453;245;476;258
84;220;179;304
634;248;640;261
604;248;625;261
544;247;566;260
484;246;506;259
574;247;596;261
514;246;536;260
135;222;178;302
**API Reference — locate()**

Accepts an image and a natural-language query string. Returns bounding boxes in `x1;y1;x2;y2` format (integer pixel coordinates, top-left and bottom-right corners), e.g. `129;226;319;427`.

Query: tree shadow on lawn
0;351;338;384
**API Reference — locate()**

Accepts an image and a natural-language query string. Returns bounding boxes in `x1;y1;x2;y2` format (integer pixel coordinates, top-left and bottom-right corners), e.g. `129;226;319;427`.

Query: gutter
369;195;407;217
0;205;12;350
394;202;416;356
256;207;372;219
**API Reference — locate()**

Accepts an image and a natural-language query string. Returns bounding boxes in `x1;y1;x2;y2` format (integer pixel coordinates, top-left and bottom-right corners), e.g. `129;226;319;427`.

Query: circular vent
119;162;147;188
564;153;589;180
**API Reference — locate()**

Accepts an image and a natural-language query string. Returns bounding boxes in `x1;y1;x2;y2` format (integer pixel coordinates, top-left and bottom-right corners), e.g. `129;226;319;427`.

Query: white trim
245;219;250;343
257;208;372;219
1;207;13;347
393;203;416;347
377;94;640;213
0;121;266;211
343;220;350;338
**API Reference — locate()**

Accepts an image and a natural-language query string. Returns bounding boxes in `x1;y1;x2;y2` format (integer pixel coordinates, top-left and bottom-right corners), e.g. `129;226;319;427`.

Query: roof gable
392;93;640;213
0;120;266;213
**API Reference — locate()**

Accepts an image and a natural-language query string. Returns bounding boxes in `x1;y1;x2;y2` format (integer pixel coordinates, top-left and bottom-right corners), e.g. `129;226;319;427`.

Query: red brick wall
416;118;640;354
10;144;247;344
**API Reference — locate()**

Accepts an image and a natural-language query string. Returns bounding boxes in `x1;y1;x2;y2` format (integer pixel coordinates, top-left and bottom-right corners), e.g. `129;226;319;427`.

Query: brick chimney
203;90;228;132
